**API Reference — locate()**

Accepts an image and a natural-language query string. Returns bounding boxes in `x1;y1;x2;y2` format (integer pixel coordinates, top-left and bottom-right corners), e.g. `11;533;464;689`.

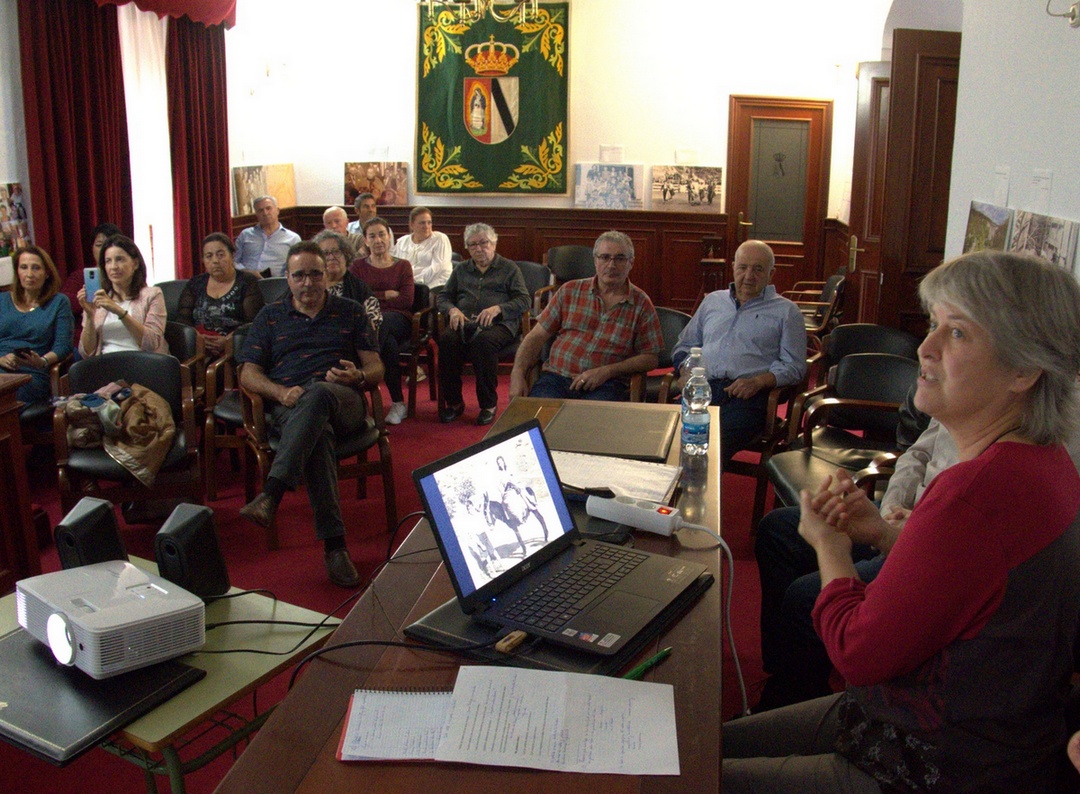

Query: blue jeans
528;371;629;402
707;378;771;466
754;506;884;707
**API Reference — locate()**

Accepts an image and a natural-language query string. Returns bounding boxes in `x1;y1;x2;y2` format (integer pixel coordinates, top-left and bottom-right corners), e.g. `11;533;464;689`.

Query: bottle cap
690;346;702;355
692;367;706;376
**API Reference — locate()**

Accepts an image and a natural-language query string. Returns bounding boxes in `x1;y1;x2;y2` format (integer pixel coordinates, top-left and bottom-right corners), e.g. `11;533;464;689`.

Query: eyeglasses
466;239;494;249
289;270;325;282
594;254;630;264
320;248;343;259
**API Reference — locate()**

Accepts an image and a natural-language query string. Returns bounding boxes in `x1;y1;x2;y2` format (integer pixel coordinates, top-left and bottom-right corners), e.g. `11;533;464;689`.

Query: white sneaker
385;402;408;425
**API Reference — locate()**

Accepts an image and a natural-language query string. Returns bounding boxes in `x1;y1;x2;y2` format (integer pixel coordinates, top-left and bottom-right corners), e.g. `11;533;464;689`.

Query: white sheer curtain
117;4;174;284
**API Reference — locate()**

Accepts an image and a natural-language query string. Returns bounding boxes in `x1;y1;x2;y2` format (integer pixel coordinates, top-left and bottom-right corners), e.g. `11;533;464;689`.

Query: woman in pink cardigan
77;234;167;357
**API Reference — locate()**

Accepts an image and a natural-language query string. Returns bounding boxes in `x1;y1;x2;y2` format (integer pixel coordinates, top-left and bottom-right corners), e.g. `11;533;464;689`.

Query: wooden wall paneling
230;206;726;310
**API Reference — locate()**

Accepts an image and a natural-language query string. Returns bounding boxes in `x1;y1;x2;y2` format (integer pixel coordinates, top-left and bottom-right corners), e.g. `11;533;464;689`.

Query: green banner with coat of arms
416;4;569;194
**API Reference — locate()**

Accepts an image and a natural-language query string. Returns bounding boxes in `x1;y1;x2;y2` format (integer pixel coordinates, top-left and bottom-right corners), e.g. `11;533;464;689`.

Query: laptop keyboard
498;545;648;632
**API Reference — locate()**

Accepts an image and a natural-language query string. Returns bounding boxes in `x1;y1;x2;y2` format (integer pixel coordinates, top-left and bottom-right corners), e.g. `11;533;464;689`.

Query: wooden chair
651;307;695;404
399;284;437;417
19;354;71;448
164;321;206;409
53;351;202;514
239;373;397;550
157;279;189;321
784;275;846;352
203;325;251;501
257;276;289;305
760;352;920;517
536;247;593;311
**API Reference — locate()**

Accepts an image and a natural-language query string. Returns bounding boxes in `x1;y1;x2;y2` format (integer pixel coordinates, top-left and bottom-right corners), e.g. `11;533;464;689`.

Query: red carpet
5;378;767;792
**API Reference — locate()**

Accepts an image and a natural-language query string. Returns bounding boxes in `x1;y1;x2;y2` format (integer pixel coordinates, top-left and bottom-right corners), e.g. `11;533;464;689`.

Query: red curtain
166;15;231;278
95;0;236;28
18;0;134;278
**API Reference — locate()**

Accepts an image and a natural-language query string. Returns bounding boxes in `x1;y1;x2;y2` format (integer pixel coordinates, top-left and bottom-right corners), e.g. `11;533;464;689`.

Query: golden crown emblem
465;36;519;76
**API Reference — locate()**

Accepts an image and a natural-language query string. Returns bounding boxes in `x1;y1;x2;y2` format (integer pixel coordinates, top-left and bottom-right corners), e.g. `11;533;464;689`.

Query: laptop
412;419;711;656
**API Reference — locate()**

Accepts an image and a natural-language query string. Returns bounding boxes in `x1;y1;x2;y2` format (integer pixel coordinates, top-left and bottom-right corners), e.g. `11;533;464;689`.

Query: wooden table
216;397;724;793
0;559;334;794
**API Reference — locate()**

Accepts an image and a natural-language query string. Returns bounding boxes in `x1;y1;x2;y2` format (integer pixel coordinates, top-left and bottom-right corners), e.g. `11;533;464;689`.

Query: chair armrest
52;400;72;464
534;283;558;314
204;344;230;409
362;377;387;429
178;362;199;446
801;397;903;449
657;371;678;404
48;354;72;397
628;373;645;402
785;383;829;444
239;376;271;451
852;457;898;498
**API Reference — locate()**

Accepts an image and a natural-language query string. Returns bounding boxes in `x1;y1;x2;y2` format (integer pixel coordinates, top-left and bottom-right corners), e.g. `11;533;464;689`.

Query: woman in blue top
0;246;74;403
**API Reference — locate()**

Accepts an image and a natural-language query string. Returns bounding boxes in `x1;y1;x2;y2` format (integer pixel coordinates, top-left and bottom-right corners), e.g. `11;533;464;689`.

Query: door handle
737;212;753;244
848;234;866;273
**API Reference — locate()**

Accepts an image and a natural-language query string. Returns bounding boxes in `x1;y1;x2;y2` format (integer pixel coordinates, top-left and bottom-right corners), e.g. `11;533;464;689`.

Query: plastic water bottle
681;367;712;456
679;346;703;385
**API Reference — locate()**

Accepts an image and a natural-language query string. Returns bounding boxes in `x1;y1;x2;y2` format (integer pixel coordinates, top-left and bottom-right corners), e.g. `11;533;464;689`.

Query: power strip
585;495;682;537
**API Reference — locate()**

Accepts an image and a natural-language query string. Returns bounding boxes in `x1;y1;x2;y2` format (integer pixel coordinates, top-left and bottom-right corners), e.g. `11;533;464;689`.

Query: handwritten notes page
438;666;678;774
337;690;452;761
338;666;679;774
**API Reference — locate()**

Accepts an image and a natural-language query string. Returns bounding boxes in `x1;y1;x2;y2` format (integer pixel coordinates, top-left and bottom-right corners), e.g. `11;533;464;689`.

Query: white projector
16;561;205;679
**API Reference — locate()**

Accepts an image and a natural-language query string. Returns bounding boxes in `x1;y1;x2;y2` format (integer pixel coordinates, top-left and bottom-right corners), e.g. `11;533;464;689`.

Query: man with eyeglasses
436;223;530;425
510;230;663;402
236;241;383;587
672;239;807;466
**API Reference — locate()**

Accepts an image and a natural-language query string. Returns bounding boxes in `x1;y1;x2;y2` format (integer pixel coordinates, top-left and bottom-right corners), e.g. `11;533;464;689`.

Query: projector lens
46;612;76;666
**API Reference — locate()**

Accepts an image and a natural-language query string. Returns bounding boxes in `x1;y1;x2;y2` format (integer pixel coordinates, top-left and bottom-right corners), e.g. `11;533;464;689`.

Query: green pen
623;646;673;680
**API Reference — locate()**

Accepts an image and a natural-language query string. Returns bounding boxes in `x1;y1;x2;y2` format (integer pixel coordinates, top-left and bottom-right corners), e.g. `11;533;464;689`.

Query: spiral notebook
337;689;451;761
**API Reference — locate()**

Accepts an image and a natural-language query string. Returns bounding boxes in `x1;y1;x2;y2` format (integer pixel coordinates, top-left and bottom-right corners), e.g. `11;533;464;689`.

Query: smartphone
84;267;102;297
13;348;33;359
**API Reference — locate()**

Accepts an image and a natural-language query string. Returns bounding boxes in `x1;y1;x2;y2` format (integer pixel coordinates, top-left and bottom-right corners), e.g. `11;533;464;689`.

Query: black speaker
154;504;230;599
54;497;128;569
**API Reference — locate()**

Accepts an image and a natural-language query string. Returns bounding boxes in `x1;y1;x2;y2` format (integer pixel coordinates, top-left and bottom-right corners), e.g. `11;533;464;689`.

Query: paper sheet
338;690;452;761
435;666;679;775
552;450;681;504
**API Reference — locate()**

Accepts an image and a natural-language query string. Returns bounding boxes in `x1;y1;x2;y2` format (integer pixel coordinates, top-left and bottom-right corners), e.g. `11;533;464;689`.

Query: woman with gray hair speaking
724;250;1080;793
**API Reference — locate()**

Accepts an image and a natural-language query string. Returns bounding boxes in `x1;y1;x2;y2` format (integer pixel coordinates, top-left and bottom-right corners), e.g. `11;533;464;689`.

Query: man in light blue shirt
234;195;301;277
672;240;806;465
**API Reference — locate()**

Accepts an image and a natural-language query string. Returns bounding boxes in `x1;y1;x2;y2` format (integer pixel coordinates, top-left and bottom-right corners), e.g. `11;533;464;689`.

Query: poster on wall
415;3;569;195
344;162;409;206
962;201;1013;253
1009;209;1079;272
573;163;643;210
650;166;722;212
0;182;30;257
232;164;297;216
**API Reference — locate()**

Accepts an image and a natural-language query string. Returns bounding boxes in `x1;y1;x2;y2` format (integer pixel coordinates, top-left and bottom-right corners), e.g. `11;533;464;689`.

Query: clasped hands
276;359;364;407
447;305;501;331
797;469;901;556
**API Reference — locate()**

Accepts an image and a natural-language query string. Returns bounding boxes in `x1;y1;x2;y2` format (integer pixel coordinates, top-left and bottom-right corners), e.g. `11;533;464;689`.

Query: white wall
945;0;1080;257
225;0;894;220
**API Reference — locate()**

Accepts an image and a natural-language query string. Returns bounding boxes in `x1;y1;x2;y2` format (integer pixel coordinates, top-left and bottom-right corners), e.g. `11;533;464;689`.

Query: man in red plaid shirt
510;231;663;401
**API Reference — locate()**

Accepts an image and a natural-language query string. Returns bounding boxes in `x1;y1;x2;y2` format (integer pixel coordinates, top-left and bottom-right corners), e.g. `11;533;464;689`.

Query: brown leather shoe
324;548;361;588
239;492;276;528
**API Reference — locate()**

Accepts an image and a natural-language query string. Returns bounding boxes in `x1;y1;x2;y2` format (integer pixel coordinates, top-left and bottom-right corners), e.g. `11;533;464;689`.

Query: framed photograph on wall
573;163;643;210
344;162;409;207
962;201;1013;253
1009;209;1079;272
232;165;296;215
651;165;722;212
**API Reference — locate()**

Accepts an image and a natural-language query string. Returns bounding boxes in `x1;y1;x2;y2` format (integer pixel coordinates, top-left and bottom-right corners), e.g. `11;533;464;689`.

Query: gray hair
919;249;1080;445
253;195;277;208
593;230;634;261
312;229;355;262
322;205;347;222
354;192;375;209
464;223;498;245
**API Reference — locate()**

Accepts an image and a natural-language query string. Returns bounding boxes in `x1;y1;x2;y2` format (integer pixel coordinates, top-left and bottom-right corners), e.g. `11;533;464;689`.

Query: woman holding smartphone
0;246;74;403
77;235;168;357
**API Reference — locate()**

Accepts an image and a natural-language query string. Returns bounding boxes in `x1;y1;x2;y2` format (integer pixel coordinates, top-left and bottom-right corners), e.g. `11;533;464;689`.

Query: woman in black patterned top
178;233;264;357
313;230;382;336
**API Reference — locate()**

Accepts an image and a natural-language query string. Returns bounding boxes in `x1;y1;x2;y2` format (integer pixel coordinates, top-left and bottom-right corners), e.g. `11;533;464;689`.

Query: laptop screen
415;421;576;600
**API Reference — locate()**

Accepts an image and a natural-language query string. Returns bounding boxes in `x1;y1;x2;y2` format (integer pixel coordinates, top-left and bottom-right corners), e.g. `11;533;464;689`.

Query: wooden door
848;61;891;323
726;96;833;295
877;29;961;335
